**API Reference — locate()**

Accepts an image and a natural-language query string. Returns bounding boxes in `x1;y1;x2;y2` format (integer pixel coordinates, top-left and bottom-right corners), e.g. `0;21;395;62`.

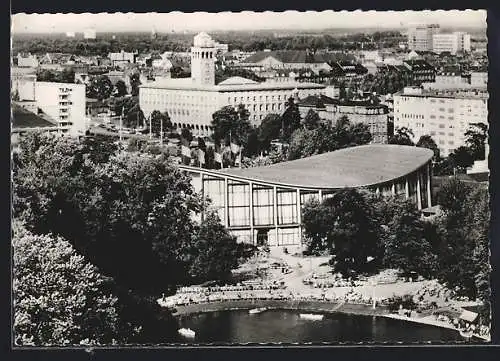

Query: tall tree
281;97;302;142
465;122;488;160
257;113;282;152
417;135;440;161
303;109;322;130
211;105;252;148
449;146;474;171
86;75;114;100
435;178;478;298
13;222;140;346
181;128;194;143
383;198;438;279
150;110;172;136
129;72;142;96
185;212;253;283
302;189;382;275
388;127;415;146
115;80;128;97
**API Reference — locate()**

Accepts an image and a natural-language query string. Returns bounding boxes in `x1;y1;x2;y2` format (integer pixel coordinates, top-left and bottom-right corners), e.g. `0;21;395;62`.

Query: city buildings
407;24;440;52
108;50;137;67
242;50;332;74
402;59;436;84
393;85;488;157
139;32;325;134
329;61;368;83
432;32;471;55
470;72;488;86
17;53;39;68
297;95;389;143
11;67;37;101
83;28;97;39
181;144;433;247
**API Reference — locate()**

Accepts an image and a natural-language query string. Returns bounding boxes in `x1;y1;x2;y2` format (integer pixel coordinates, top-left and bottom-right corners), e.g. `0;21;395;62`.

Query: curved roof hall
218;144;433;189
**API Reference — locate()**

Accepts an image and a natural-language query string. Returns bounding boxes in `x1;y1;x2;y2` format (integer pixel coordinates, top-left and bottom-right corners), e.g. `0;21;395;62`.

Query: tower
191;32;216;86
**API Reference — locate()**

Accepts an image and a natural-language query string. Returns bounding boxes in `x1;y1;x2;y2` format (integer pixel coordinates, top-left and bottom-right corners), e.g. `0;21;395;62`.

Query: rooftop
140;77;325;92
12;104;57;129
218;144;433;189
243;50;328;64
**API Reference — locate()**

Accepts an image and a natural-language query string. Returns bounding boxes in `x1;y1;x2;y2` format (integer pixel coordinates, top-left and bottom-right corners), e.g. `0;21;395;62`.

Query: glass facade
277;228;300;246
419;167;429;209
203;175;225;222
228;180;250;227
277;188;298;225
408;172;418;204
300;190;320;205
192;162;431;247
395;178;406;196
253;185;274;226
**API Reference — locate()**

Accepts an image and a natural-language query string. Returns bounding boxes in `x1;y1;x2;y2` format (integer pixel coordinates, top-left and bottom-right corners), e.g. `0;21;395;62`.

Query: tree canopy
150;110;172;136
417;135;440;161
13;221;141;346
86;75;113;100
114;80;128;97
287;116;372;160
388;127;415;146
13;132;251;292
211;104;252;148
465;122;488;161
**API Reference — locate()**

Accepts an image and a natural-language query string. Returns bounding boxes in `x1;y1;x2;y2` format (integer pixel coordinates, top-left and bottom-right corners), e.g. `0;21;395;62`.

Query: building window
228;181;250;227
253;185;274;226
203;176;226;222
277;188;297;225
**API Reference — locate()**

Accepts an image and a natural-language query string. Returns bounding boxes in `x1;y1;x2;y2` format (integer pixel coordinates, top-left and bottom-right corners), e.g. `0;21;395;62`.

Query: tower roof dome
194;32;214;47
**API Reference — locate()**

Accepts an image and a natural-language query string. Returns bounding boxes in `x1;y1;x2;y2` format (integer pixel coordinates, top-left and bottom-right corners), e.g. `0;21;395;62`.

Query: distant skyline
12;10;486;34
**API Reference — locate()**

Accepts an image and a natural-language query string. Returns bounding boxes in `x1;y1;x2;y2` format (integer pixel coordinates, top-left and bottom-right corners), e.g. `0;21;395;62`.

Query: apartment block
34;82;86;133
394;86;488;157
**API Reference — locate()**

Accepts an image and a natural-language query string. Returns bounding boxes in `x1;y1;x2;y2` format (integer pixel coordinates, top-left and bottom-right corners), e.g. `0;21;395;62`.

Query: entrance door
256;229;268;247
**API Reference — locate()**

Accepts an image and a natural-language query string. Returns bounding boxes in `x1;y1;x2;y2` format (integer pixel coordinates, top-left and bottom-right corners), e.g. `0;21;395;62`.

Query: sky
12;10;487;34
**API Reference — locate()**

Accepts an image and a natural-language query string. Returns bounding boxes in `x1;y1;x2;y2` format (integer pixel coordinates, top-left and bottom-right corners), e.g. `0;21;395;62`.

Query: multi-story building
108;50;137;67
34;82;87;134
407;24;440;52
83;28;97;39
242;50;332;74
297;95;389;144
470;72;488;86
393;85;488;157
434;73;469;86
139;32;326;135
17;53;39;68
402;59;436;84
11;67;37;101
432;32;471;55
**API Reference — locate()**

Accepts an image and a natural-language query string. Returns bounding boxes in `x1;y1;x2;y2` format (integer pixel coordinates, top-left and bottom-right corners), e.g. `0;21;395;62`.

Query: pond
173;309;467;344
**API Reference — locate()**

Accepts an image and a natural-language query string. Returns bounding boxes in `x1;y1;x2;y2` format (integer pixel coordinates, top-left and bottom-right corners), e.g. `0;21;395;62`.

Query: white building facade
432;32;471;54
407;24;440;52
34;82;87;134
139;33;326;135
394;86;488;157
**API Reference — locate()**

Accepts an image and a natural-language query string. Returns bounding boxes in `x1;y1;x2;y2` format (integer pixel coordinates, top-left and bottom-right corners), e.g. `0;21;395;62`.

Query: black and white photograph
10;9;491;346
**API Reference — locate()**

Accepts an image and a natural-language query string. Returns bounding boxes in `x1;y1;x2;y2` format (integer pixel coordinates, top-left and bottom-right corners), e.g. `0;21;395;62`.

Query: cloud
12;10;486;34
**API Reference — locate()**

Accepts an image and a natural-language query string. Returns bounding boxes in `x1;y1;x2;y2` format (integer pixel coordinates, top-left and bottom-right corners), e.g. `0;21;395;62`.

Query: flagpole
119;106;123;142
149;115;152;140
160;117;163;146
